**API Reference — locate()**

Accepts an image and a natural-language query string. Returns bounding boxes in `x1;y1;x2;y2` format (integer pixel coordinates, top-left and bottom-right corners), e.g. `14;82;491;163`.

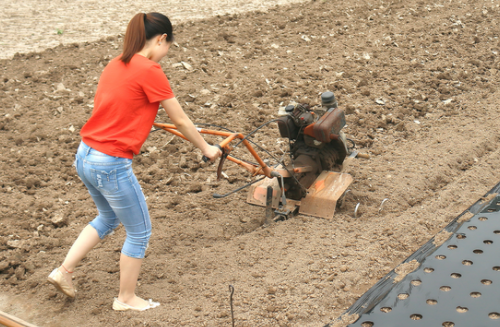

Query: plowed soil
1;0;500;326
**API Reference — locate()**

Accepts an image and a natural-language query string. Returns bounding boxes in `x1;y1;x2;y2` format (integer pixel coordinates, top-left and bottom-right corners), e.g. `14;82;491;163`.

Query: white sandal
112;298;160;311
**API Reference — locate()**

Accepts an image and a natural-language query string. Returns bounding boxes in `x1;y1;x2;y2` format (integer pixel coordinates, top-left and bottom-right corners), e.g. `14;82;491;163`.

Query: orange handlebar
153;123;274;178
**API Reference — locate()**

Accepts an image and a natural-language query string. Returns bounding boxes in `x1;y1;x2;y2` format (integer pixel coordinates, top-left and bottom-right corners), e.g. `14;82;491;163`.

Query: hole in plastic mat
493;266;500;271
473;249;484;254
443;322;455;327
462;260;473;266
426;299;437;305
494;230;500;234
481;279;492;285
456;306;468;313
468;226;477;230
479;216;488;221
380;307;392;313
457;234;466;239
484;240;493;245
448;245;458;249
451;273;462;279
470;292;481;298
411;280;422;286
488;208;496;212
361;322;374;327
398;293;409;300
410;314;422;320
489;312;500;319
440;286;451;292
424;267;434;273
436;255;446;260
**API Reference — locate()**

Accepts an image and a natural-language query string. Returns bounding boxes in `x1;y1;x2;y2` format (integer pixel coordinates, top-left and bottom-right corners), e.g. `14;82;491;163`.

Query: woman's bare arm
161;97;221;161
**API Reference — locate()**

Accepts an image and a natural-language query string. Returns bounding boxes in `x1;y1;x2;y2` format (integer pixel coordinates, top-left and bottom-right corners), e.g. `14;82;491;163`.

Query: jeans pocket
90;169;118;194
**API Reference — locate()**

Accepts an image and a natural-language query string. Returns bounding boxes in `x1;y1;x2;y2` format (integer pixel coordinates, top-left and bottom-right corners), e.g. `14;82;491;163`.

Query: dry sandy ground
1;0;500;326
0;0;306;59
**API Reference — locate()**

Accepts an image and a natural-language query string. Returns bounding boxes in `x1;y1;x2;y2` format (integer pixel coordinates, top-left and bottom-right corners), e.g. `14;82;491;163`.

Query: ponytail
121;12;174;64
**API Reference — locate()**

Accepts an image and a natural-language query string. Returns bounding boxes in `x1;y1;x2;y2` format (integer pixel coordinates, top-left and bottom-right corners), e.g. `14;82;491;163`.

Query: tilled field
1;0;500;326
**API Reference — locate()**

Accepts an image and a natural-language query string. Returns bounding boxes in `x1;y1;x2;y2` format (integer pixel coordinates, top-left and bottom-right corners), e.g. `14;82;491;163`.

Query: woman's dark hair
121;12;174;64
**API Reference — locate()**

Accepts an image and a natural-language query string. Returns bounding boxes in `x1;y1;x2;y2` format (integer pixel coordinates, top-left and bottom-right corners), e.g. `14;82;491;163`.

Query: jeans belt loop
85;143;92;156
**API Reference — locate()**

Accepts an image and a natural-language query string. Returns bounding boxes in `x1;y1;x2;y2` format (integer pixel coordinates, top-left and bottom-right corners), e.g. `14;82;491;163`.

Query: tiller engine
153;91;354;221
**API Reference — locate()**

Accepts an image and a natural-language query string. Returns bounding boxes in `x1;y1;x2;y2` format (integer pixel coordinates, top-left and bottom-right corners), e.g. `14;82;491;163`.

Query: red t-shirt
81;54;174;158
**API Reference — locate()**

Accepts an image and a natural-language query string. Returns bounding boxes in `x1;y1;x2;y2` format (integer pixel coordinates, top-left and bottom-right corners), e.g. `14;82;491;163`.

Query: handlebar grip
202;144;222;162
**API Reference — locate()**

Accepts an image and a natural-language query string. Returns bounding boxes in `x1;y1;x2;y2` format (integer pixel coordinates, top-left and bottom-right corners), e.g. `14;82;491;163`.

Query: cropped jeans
74;142;151;259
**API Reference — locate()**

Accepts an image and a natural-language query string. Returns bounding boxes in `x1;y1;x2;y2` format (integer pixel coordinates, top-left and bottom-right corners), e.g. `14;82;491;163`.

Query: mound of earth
1;0;500;326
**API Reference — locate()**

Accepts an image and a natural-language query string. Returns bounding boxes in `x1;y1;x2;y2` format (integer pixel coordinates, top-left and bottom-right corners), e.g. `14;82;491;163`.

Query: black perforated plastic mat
327;182;500;327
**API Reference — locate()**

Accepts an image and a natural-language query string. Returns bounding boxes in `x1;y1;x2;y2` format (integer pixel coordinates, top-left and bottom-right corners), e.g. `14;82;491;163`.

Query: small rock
267;286;277;294
217;311;229;318
179;156;188;168
251;272;264;278
340;265;348;272
7;240;24;249
56;83;67;92
345;104;355;115
106;265;119;273
266;305;277;312
395;122;406;131
91;307;102;315
0;261;9;271
51;213;68;227
15;266;26;280
23;262;35;272
187;183;203;193
181;61;193;71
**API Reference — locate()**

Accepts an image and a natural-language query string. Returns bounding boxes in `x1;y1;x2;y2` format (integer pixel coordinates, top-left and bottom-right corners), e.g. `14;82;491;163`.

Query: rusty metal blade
246;178;281;208
299;171;353;219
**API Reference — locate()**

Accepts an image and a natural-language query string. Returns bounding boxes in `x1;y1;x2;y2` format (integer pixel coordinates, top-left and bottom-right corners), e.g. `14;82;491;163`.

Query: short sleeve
141;64;175;103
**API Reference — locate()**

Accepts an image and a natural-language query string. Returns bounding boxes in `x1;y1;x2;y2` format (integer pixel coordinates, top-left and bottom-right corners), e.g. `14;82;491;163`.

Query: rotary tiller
153;91;354;220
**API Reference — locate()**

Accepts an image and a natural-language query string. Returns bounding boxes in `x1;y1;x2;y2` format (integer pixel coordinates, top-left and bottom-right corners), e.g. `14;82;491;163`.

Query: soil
1;0;500;326
0;0;306;60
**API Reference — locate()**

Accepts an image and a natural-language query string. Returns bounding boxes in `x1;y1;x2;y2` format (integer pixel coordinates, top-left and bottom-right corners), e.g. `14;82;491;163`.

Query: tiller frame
153;122;353;221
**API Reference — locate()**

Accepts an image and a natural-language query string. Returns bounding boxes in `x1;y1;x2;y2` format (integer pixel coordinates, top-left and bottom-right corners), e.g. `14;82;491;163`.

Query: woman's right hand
161;98;223;162
203;145;222;162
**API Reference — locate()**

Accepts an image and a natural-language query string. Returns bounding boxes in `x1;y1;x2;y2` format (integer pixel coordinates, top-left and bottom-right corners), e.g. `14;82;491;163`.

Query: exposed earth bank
1;0;500;326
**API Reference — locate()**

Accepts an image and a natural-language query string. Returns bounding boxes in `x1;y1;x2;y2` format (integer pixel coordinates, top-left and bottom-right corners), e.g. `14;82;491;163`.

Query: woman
47;12;221;311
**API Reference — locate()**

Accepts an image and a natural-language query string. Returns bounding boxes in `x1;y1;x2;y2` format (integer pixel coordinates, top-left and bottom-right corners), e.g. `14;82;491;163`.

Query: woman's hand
202;145;222;162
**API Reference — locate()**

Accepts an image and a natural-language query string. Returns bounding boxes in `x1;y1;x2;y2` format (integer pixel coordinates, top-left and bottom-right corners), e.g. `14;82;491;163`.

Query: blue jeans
75;142;151;259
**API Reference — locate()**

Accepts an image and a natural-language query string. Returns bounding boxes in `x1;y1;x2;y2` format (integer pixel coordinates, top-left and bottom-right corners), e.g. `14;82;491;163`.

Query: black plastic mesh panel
327;182;500;327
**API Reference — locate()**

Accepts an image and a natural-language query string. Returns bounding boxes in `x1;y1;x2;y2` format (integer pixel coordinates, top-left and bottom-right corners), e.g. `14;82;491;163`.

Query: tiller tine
299;171;353;219
246;170;353;220
216;147;230;181
246;178;281;208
